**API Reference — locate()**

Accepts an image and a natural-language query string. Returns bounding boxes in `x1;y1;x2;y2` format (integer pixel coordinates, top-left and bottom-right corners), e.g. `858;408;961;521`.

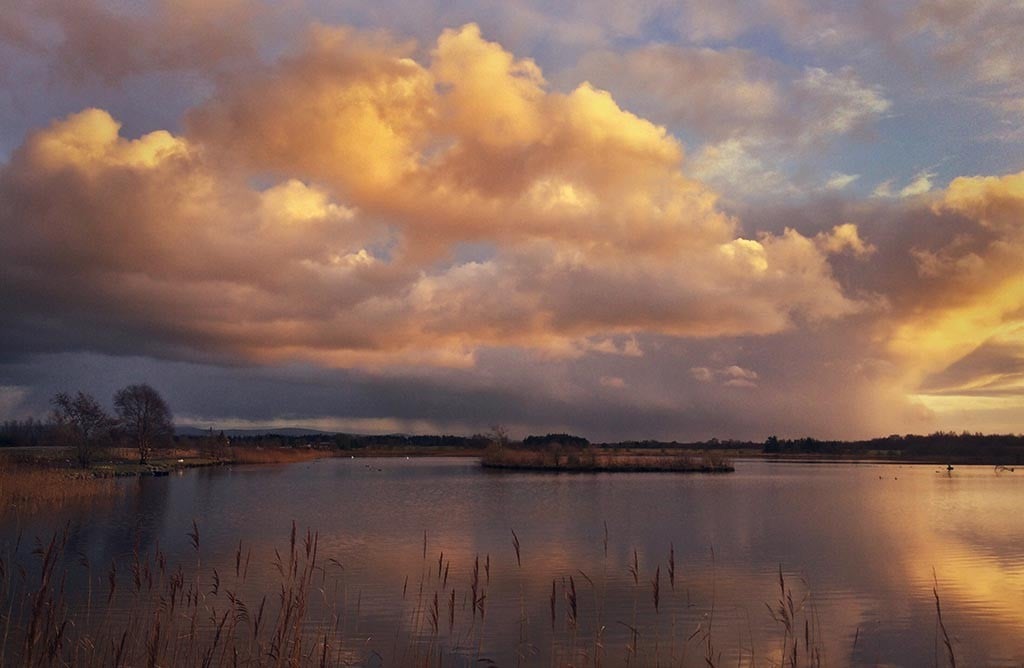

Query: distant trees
523;433;590;449
113;384;174;464
0;418;52;448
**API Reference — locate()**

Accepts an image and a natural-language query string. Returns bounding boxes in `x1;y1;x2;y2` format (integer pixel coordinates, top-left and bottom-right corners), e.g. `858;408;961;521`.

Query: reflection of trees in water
2;477;168;604
61;475;172;571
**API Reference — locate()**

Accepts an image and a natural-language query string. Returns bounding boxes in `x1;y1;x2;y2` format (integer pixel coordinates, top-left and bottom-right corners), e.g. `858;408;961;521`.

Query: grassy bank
481;445;734;473
0;446;334;512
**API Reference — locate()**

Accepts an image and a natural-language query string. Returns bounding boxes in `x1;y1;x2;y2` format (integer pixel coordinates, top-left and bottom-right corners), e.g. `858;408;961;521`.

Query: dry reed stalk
668;544;675;591
566;577;578;628
652;566;660;613
511;529;521;567
550;580;556;630
933;570;957;668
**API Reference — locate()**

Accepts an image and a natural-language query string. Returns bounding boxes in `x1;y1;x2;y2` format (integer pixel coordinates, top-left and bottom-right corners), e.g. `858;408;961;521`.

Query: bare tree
113;384;174;464
51;391;114;468
487;424;511;451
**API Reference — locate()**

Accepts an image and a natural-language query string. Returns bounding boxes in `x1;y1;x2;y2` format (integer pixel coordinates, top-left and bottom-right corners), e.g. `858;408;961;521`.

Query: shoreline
3;446;1019;476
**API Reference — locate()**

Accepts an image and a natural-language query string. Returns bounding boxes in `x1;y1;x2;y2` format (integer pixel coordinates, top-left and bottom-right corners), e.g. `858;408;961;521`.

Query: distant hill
175;426;334;438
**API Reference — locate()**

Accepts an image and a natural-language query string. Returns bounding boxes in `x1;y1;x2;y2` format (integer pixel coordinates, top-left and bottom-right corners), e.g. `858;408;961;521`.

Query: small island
480;433;735;473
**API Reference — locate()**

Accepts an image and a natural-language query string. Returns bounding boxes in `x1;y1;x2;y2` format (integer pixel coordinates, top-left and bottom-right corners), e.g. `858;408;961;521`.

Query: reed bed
0;447;338;522
96;445;332;466
225;447;333;465
0;463;122;514
481;445;734;473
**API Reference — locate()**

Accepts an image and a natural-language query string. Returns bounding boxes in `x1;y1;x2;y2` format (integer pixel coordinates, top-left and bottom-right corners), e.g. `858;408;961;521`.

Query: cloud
599;375;627;389
872;170;940;199
899;170;937;198
568;45;888;199
0;24;867;374
911;1;1024;92
713;167;1024;435
872;179;896;198
691;364;759;388
6;0;261;84
873;169;1024;425
570;46;889;148
0;385;29;420
824;172;860;190
816;223;876;257
688;138;797;199
674;0;869;46
690;367;714;382
793;66;891;138
941;170;1024;231
5;12;1021;440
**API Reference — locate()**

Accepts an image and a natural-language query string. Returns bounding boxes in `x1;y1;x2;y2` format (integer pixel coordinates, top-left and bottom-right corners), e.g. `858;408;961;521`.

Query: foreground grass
0;521;801;667
0;517;962;667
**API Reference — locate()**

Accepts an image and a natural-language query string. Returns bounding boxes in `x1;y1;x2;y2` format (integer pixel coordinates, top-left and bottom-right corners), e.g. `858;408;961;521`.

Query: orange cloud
879;170;1024;426
1;24;867;371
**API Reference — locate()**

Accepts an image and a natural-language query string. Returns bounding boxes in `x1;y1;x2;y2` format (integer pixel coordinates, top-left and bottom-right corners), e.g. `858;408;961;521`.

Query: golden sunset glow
4;5;1024;668
0;0;1022;439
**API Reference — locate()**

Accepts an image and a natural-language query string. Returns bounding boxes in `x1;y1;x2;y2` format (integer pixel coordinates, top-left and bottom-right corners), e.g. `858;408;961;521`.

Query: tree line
1;384;174;467
761;432;1024;462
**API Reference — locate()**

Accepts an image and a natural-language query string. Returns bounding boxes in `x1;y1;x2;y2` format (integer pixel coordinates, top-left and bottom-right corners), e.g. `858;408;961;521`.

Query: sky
1;0;1023;441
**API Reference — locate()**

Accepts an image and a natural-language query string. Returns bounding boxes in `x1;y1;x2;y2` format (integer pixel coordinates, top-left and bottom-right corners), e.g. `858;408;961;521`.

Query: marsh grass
225;447;333;465
1;445;329;500
102;445;332;467
0;463;122;515
481;445;734;473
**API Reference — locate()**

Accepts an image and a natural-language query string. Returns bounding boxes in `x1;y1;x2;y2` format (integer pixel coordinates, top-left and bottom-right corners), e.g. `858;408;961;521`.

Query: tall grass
0;463;122;514
2;521;336;667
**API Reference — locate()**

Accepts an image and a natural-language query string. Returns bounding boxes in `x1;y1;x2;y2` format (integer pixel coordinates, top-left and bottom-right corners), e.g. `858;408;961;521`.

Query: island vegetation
481;432;735;472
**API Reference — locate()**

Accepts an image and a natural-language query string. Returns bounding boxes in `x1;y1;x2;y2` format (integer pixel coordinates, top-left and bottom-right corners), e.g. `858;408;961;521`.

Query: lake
3;456;1023;666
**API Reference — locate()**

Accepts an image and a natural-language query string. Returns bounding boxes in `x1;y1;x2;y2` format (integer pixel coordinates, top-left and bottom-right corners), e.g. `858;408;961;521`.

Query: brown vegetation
0;462;122;514
0;444;332;510
481;444;734;472
225;447;333;465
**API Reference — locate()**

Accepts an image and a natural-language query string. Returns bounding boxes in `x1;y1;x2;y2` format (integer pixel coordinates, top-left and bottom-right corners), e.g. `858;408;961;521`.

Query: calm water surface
4;457;1024;666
